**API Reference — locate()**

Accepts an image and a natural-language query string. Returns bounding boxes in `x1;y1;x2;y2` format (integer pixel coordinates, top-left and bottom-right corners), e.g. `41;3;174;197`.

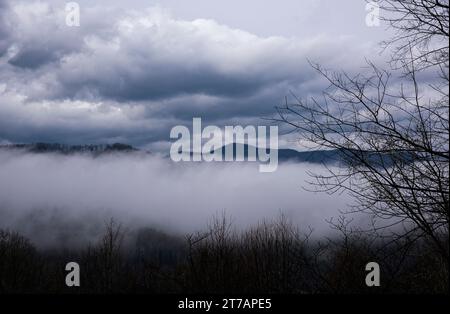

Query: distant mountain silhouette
216;143;342;164
0;142;415;166
200;143;416;166
0;142;137;155
185;143;342;164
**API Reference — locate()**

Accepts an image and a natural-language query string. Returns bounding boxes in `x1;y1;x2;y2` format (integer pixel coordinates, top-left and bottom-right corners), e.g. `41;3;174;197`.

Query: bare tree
275;0;449;261
379;0;449;71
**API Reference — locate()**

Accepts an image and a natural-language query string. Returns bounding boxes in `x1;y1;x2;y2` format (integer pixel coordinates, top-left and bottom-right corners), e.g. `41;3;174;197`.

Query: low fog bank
0;150;358;249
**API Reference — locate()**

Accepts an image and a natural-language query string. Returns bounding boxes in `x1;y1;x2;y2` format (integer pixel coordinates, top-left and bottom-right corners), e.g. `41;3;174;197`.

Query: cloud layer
0;1;383;149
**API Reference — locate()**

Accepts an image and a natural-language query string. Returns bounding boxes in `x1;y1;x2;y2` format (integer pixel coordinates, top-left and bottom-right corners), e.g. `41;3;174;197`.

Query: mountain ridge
0;142;339;163
1;142;411;166
0;142;138;155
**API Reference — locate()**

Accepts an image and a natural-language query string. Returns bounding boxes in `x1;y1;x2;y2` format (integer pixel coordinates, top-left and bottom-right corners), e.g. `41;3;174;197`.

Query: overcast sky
0;0;392;151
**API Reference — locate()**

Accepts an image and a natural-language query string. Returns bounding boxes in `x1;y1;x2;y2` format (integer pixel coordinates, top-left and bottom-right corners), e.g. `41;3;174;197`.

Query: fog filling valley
0;150;357;249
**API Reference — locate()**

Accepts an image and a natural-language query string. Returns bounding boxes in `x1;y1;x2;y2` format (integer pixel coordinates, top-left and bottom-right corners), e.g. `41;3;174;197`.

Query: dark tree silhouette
275;0;449;261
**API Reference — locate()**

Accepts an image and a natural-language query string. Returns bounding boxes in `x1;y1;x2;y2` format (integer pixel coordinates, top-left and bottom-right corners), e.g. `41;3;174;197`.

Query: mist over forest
0;149;353;249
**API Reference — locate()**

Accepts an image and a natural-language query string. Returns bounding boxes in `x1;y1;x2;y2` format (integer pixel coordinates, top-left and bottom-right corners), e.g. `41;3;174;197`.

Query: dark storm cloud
41;13;323;103
8;47;61;69
56;64;274;101
0;0;12;57
0;1;384;148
